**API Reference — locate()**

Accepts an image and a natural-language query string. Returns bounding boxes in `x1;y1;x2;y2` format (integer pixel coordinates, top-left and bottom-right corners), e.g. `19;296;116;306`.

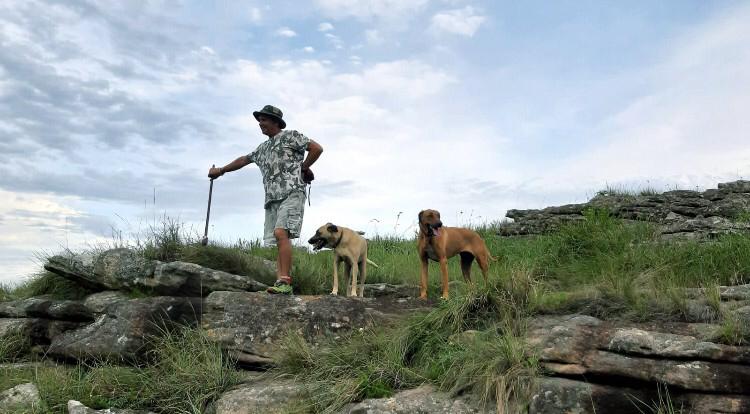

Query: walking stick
201;165;215;246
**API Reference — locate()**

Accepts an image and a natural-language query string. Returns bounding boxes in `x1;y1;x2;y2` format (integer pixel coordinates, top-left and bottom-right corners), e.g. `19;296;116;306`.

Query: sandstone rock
84;291;130;314
208;378;306;414
529;377;647;414
339;385;488;414
0;297;93;321
497;181;750;239
47;296;201;363
45;248;269;297
202;292;430;364
362;283;420;298
0;382;41;411
67;400;156;414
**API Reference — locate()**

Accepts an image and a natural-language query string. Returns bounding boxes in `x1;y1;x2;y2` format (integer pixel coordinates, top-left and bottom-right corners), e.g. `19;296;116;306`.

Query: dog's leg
358;255;367;297
349;258;359;297
331;256;340;295
419;255;429;299
460;252;474;284
439;257;450;300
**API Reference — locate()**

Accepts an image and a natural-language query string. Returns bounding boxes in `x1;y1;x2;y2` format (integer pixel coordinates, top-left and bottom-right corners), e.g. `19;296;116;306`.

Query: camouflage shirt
246;130;310;206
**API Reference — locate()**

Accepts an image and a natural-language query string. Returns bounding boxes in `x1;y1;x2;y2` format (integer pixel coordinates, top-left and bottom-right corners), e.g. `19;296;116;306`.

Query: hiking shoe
267;279;293;295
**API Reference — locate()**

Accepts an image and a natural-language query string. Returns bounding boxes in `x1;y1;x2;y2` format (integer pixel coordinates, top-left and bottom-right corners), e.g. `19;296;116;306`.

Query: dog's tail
366;258;380;268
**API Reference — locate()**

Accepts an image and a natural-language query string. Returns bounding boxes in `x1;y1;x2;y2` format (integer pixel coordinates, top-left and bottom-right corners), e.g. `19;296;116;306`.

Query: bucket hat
253;105;286;129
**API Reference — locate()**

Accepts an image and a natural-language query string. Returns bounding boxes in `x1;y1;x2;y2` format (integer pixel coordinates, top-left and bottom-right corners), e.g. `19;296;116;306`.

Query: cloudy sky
2;0;749;285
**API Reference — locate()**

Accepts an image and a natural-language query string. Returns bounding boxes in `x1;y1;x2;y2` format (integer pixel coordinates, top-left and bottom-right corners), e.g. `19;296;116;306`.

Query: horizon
2;1;749;285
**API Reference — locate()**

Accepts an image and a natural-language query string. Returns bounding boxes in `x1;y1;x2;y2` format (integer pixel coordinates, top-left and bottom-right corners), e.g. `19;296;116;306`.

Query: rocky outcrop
0;383;42;412
527;314;750;413
44;248;269;296
47;296;201;363
0;297;93;321
499;180;750;239
202;292;430;365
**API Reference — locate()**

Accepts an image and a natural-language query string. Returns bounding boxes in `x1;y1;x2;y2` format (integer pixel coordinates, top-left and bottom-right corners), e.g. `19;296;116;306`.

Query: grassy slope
3;208;750;413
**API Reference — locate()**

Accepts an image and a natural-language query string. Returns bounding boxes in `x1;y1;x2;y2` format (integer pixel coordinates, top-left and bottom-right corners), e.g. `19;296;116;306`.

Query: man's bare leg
274;228;292;278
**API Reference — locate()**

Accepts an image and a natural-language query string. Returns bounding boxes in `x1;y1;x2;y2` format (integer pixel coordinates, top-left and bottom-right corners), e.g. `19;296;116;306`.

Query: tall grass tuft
275;284;539;413
141;326;241;413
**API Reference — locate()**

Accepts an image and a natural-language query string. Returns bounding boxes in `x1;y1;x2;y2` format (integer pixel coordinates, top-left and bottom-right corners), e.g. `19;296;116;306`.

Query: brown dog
417;209;495;299
308;223;379;297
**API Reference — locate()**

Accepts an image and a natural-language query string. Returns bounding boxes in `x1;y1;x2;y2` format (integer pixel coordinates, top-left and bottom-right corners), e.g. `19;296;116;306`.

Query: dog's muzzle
308;236;327;251
427;221;442;237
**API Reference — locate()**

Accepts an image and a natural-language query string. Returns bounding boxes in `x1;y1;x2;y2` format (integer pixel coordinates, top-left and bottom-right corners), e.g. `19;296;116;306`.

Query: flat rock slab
529;377;750;414
0;297;93;321
202;292;431;364
528;314;750;394
68;400;156;414
208;378;306;414
339;385;489;414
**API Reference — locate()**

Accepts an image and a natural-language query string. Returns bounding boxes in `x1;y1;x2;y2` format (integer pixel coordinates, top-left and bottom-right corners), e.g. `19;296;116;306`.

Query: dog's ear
418;210;424;224
327;224;338;233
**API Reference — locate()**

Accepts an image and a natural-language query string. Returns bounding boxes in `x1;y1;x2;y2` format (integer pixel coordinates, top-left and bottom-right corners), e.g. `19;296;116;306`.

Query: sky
1;0;749;285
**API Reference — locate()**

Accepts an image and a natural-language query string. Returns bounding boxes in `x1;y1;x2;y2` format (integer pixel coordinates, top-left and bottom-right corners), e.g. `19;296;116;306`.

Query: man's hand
208;166;224;179
302;166;314;184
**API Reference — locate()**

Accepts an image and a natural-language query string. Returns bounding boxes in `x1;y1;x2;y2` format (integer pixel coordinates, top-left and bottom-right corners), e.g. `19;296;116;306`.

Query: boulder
67;400;156;414
208;377;306;414
339;385;488;414
0;382;42;412
47;296;201;363
202;292;430;364
0;297;93;321
45;249;269;297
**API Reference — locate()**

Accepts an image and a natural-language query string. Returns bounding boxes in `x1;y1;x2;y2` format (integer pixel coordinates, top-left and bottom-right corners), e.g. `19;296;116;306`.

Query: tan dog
417;209;495;299
308;223;379;297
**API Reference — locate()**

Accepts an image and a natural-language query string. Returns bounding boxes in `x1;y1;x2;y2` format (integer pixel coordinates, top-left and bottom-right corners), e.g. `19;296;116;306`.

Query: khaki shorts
263;191;306;246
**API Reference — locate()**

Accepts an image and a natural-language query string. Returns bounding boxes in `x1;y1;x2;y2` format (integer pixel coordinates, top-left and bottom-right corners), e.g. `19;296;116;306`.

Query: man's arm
302;140;323;171
208;155;252;179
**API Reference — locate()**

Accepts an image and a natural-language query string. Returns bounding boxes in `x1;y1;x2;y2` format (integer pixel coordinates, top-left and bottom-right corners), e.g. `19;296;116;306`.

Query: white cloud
536;4;750;194
365;29;383;45
249;7;262;23
275;27;297;37
325;33;344;49
303;46;315;53
314;0;428;20
430;6;486;37
318;22;334;32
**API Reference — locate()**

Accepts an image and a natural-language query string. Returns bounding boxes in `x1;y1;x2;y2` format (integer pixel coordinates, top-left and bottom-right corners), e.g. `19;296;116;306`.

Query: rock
67;400;156;413
202;292;430;364
208;378;306;414
362;283;420;298
47;297;201;363
45;248;269;296
497;181;750;239
528;314;750;394
529;377;648;414
84;291;130;314
1;317;81;347
339;385;488;413
0;297;94;321
0;383;42;411
529;377;750;414
147;261;268;296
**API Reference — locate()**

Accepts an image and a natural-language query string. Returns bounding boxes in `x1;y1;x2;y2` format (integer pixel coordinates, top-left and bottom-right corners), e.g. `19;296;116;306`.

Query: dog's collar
331;232;344;249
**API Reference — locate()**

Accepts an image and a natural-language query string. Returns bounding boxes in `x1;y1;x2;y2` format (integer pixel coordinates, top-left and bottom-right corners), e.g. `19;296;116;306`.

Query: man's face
257;115;280;137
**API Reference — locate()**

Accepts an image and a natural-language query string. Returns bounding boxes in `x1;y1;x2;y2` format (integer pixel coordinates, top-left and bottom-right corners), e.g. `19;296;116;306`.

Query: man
208;105;323;294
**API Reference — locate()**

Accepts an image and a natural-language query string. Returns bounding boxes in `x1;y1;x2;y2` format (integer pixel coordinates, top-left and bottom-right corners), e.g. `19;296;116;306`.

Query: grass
274;279;540;413
4;208;750;412
0;327;31;363
0;327;240;413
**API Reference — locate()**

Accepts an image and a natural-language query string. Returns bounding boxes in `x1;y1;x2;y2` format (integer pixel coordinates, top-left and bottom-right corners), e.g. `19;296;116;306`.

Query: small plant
0;327;31;362
632;383;683;413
